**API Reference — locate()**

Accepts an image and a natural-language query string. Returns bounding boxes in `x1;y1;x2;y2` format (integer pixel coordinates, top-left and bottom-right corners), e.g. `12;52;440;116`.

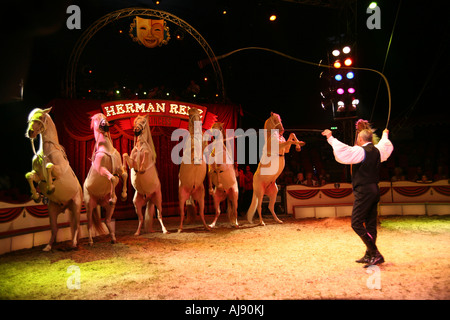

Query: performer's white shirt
327;131;394;165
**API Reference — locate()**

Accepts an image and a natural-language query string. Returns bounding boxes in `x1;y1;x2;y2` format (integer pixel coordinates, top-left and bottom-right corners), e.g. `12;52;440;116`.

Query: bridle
270;114;283;131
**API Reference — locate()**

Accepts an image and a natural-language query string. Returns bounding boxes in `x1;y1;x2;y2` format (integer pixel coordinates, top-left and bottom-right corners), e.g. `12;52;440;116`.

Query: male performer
322;126;393;267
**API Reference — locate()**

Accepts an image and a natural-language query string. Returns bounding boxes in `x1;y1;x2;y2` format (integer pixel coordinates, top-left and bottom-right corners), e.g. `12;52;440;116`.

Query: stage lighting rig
329;45;358;118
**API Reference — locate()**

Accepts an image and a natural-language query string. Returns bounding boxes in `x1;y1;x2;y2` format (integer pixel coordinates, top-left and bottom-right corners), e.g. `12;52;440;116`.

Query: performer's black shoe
355;250;371;263
358;232;384;267
363;251;385;268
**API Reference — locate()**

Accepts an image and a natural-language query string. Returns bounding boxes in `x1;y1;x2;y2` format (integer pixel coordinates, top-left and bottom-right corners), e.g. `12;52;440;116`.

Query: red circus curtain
47;99;241;219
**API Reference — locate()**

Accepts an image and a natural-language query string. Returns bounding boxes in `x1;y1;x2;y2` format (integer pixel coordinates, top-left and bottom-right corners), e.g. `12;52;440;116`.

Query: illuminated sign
100;99;207;128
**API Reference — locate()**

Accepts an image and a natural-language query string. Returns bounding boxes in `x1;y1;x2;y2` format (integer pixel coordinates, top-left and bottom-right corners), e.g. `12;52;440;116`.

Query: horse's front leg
25;170;41;202
97;157;118;205
287;133;305;151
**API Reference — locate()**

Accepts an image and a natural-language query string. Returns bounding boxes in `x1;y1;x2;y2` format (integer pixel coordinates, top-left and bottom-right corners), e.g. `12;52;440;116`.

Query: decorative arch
64;7;225;99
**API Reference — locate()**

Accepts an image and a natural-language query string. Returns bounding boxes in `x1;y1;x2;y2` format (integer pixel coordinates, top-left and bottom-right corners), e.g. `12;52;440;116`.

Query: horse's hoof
162;230;169;234
42;245;52;252
89;241;94;247
111;239;117;244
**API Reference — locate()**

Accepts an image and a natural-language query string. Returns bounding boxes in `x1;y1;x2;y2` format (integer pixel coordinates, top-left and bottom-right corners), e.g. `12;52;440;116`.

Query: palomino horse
123;114;168;235
25;107;82;251
178;107;211;232
83;113;128;245
247;112;305;226
207;122;239;228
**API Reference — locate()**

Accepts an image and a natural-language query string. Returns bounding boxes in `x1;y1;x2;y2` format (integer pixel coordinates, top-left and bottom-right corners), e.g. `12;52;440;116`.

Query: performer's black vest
351;143;380;187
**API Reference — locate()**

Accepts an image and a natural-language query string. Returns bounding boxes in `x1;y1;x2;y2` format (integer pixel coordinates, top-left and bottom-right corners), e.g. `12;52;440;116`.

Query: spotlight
337;101;345;111
334;60;341;68
342;46;351;54
348;88;355;94
344;58;352;66
369;2;377;9
352;99;360;106
346;72;354;79
337;88;344;95
269;14;277;21
335;74;343;81
332;50;340;57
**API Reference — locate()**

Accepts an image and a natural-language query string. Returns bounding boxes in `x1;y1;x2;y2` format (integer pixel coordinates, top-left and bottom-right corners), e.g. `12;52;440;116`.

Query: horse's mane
355;119;379;145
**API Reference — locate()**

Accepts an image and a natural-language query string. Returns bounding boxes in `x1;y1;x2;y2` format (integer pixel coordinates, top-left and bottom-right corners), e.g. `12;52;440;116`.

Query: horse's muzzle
27;129;36;139
134;129;142;136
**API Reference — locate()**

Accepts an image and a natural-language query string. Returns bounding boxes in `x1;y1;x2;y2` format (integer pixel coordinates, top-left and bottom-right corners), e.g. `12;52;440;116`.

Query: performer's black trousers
351;183;380;241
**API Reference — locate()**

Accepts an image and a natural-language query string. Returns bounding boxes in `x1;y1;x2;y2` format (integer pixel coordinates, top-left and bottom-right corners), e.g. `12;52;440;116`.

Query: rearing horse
178;107;210;232
207;122;239;228
123;114;168;235
247;112;305;226
83;113;128;245
25;107;82;251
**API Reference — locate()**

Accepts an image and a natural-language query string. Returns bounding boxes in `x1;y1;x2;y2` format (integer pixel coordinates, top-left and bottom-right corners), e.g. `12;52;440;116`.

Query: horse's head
355;119;379;145
211;122;224;135
265;112;284;134
26;107;52;139
188;107;201;121
210;122;225;141
188;107;202;134
91;113;111;133
133;114;149;137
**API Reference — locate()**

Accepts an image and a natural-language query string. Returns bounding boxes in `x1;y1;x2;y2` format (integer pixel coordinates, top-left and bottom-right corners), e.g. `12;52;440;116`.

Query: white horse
247;112;304;226
25;107;82;251
123;114;168;235
207;122;239;228
178;107;211;232
83;113;128;245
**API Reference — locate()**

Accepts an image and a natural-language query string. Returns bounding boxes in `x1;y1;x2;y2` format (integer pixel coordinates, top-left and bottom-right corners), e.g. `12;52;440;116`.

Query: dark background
1;0;449;199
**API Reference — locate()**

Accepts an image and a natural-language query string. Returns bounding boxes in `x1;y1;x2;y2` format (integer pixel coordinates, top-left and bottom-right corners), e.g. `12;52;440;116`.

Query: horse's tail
91;205;106;235
246;192;258;223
